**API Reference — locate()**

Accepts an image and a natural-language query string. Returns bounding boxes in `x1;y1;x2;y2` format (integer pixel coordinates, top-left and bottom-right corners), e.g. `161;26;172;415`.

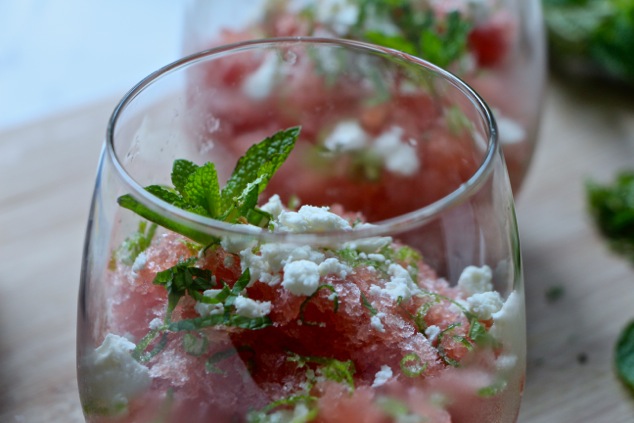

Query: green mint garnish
110;221;157;268
360;291;378;316
152;257;215;319
615;320;634;394
298;284;339;326
359;5;472;69
586;171;634;262
399;353;427;378
117;126;300;245
247;394;319;423
477;380;508;398
288;353;356;393
182;332;209;357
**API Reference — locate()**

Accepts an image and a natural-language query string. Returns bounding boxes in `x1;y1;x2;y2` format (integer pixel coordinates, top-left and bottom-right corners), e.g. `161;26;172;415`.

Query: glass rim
106;37;499;243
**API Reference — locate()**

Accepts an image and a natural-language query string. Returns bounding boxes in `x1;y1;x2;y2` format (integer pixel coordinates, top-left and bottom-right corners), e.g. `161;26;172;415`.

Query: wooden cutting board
1;76;633;422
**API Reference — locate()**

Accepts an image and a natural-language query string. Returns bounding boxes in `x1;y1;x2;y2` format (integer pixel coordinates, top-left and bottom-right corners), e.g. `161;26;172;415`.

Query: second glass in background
182;0;546;194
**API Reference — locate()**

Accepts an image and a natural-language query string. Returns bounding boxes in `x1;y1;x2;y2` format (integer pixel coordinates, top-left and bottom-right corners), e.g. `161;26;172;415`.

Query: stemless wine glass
77;38;525;423
182;0;546;194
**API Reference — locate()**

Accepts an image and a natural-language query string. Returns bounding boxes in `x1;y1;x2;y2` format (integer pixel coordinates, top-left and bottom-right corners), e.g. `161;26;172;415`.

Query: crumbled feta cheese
489;291;526;367
496;354;518;371
494;109;526;145
282;260;321;296
276;205;352;233
372;126;420;176
382;263;420;301
457;265;493;295
343;236;392;254
262;243;325;272
131;252;147;274
148;317;163;330
220;225;260;254
195;289;224;317
233;295;272;318
372;365;393;388
260;194;285;219
239;247;274;285
242;53;278;100
323;120;368;152
371;312;386;333
424;325;441;343
318;257;350;279
82;334;151;414
466;291;504;320
367;253;386;262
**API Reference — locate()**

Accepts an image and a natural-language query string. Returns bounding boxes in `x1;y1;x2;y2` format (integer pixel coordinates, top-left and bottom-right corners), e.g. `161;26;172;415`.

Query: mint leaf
586;172;634;261
221;126;300;210
171;159;199;193
117;193;217;245
118;127;300;245
247;394;318;423
399;353;427;377
288;353;356;392
112;221;157;267
153;257;215;317
616;320;634;393
182;162;222;217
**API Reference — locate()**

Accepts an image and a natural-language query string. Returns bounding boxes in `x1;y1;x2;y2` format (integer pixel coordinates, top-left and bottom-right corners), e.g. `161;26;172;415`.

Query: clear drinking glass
77;38;525;423
182;0;546;194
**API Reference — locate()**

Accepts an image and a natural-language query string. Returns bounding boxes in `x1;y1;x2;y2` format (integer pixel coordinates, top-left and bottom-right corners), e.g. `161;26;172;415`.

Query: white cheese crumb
494;109;526;145
194;289;224;317
382;263;420;301
242;53;278;100
82;334;151;414
323;119;368;152
260;194;285;219
318;257;350;279
372;126;420;176
466;291;504;320
148;317;163;330
496;354;518;371
276;205;352;233
370;312;386;333
344;222;393;253
282;260;321;296
367;253;386;262
458;265;493;296
233;295;272;318
131;252;147;274
424;325;441;343
261;244;325;273
220;225;260;254
371;365;393;388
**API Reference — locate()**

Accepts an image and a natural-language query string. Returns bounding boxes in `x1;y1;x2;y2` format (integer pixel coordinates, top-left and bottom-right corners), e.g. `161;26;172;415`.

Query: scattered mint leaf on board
544;0;634;85
586;172;634;262
615;320;634;394
545;285;565;304
117;126;300;245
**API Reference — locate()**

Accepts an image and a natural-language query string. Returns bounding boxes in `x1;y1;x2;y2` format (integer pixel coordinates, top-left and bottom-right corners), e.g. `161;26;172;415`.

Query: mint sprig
616;320;634;394
357;3;472;69
117;126;300;245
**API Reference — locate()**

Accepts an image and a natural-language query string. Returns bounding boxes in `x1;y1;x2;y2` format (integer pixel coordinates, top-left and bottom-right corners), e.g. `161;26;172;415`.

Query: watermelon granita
78;128;525;423
183;0;545;193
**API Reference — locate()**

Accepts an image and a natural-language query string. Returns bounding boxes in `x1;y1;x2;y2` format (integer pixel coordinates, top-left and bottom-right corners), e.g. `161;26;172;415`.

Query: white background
0;0;184;131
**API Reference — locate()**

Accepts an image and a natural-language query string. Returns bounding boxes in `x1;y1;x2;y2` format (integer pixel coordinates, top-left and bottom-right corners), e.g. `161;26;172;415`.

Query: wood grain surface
1;77;633;422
